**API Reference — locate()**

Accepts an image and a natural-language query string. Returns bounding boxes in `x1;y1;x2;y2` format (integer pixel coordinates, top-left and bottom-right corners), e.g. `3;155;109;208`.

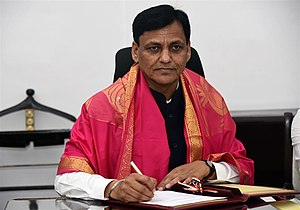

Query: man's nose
159;49;171;63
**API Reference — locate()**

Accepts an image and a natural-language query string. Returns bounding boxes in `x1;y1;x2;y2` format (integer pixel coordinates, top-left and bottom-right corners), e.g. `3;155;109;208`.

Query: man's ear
131;42;139;63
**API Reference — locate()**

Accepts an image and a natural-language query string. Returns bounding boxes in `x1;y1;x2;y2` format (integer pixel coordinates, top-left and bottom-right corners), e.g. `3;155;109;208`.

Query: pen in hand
130;161;156;194
130;161;143;175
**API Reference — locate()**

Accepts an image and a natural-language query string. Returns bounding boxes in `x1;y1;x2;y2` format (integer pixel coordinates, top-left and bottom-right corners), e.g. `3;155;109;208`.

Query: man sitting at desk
55;4;254;203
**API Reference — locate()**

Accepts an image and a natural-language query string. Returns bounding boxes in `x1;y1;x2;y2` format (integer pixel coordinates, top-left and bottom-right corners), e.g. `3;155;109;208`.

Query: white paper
141;190;226;207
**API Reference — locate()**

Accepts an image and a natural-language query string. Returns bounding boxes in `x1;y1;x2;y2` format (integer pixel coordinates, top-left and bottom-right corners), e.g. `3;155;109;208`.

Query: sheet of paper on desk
141;190;226;207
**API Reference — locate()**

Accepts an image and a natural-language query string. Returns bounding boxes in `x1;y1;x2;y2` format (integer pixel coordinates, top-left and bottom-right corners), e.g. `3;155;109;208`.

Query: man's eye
171;45;182;51
148;46;159;51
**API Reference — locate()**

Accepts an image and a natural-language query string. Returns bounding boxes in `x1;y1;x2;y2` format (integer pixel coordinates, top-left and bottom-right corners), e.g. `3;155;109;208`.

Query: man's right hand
107;173;157;202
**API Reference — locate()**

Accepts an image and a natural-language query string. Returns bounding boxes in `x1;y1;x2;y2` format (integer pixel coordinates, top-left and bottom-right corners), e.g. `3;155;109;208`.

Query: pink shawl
57;64;254;184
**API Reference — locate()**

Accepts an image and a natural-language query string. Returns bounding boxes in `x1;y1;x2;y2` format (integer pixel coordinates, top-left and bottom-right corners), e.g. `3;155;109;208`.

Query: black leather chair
233;111;295;189
113;47;204;82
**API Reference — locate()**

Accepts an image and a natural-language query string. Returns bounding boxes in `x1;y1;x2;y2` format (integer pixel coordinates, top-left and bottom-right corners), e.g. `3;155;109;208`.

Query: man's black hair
132;4;191;45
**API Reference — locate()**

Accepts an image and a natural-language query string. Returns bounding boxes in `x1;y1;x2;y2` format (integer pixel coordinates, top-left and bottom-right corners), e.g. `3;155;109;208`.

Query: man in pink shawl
55;4;254;203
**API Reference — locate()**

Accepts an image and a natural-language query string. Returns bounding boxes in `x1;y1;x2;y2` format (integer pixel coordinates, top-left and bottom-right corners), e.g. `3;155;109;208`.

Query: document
213;184;298;197
141;190;226;207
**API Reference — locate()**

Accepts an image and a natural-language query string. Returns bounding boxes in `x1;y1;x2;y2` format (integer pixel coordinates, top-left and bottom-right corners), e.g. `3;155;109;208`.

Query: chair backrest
113;47;204;82
233;111;295;189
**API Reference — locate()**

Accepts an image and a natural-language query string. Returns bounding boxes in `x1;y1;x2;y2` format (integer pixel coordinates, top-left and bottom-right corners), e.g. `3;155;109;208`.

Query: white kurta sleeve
54;172;114;200
213;161;240;183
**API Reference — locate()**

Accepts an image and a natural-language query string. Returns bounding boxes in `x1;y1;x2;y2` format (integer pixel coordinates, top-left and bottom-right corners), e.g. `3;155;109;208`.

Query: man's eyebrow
170;41;185;45
144;40;185;46
170;38;186;44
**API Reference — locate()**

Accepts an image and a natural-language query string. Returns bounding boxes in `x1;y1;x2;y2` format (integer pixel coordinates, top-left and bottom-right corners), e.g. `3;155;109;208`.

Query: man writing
55;4;254;203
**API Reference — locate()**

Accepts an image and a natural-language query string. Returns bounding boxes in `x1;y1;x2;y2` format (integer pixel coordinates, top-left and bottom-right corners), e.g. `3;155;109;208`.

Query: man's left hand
156;160;216;190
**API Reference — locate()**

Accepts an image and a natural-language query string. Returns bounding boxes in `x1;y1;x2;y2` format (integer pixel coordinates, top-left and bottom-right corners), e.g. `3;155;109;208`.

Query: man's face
132;21;191;91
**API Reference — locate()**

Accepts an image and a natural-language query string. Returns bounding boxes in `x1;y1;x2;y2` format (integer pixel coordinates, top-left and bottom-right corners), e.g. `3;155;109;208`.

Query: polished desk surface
4;196;300;210
0;188;57;210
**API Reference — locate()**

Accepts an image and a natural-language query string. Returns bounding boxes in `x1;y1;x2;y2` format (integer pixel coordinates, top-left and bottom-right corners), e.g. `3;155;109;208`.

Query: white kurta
292;109;300;200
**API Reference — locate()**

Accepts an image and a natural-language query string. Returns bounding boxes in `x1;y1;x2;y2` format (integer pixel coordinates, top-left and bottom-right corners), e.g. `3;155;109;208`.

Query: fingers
182;176;193;184
148;177;158;191
111;173;157;203
157;167;189;190
157;161;206;190
118;181;152;202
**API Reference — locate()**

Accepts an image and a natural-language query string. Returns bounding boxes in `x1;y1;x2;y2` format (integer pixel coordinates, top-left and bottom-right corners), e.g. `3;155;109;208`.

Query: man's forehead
139;22;186;45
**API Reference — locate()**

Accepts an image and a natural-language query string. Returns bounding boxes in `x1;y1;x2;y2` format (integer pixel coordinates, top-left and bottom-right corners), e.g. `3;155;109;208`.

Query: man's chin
154;78;179;87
